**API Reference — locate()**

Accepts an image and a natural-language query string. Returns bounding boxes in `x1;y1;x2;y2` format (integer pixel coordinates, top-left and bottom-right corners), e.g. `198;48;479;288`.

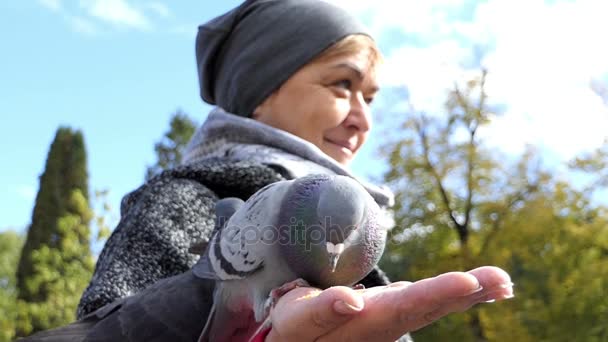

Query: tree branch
415;117;468;244
478;183;538;257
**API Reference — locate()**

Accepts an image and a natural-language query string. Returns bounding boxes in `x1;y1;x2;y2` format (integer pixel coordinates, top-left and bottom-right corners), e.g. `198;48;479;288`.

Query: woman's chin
327;150;354;166
322;142;355;165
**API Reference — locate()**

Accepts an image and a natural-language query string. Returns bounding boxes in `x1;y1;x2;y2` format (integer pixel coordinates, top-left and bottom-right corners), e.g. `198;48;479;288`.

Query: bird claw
263;278;310;316
353;283;366;290
250;279;311;342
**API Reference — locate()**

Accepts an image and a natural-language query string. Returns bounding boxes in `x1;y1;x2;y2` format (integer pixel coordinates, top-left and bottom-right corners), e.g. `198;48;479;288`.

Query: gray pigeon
20;174;387;342
195;174;387;341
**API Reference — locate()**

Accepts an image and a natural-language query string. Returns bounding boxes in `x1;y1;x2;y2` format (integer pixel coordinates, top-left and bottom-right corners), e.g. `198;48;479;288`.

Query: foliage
145;110;197;180
17;127;88;300
3;112;196;337
380;71;608;341
13;127;94;337
13;190;95;337
91;189;113;242
0;231;24;342
569;140;608;190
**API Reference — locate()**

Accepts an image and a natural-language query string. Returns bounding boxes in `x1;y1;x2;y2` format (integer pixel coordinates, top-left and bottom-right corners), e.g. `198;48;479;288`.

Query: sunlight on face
253;50;379;165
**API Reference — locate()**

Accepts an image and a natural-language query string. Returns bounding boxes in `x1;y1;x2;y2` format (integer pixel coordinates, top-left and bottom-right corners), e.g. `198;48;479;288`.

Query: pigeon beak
328;253;340;272
326;242;345;273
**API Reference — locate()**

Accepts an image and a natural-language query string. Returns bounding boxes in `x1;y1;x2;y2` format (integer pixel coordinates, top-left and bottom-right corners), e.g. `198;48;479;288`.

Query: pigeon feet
265;278;311;314
261;278;311;320
249;278;311;342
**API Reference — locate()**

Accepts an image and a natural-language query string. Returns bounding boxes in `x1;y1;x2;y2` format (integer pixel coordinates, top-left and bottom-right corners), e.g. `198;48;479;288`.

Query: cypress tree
0;231;23;342
14;127;94;335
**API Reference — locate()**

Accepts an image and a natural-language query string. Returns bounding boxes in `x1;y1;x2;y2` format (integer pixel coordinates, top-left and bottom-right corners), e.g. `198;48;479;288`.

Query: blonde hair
312;34;383;70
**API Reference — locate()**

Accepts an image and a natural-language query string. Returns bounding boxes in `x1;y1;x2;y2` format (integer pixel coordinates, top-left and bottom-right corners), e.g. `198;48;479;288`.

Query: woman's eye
333;79;352;90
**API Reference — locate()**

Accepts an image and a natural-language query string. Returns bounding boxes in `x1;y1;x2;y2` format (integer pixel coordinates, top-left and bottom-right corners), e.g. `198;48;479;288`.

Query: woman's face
253;50;378;165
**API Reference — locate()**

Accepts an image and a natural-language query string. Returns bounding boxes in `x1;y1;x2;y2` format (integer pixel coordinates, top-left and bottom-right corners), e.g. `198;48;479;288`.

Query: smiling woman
20;0;513;341
253;35;380;165
76;0;398;328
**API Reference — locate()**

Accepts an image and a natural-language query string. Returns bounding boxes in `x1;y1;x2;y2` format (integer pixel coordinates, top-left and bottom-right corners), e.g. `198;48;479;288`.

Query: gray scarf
183;108;395;210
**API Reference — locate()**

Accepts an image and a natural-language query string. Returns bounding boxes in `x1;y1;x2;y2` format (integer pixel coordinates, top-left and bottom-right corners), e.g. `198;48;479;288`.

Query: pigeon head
316;176;366;272
277;174;386;288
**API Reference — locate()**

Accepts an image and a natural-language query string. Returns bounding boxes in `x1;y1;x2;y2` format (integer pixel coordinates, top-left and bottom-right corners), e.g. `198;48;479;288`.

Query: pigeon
194;174;387;342
19;174;387;342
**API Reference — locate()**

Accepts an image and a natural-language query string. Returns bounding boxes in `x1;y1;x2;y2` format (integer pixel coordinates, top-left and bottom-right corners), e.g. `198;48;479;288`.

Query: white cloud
38;0;62;12
38;0;156;33
474;0;608;158
327;0;471;37
380;41;473;115
80;0;151;30
329;0;608;162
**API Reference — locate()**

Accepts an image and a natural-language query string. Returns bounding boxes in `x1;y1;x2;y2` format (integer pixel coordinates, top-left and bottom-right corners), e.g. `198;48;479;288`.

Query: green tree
381;70;537;341
0;230;24;342
380;71;608;341
487;184;608;341
14;127;94;336
91;189;113;243
569;140;608;190
146;110;197;180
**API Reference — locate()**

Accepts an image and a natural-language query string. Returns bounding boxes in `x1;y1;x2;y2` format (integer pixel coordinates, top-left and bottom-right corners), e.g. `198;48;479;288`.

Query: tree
569;140;608;191
14;127;94;336
380;70;608;341
145;110;197;180
576;80;608;191
0;230;24;342
381;70;537;341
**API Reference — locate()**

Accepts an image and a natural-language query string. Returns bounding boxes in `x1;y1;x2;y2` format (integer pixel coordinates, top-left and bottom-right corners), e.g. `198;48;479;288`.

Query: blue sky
0;1;242;231
1;0;607;233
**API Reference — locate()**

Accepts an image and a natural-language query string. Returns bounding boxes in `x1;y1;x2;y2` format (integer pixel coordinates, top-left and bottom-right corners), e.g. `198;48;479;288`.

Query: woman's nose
344;93;371;132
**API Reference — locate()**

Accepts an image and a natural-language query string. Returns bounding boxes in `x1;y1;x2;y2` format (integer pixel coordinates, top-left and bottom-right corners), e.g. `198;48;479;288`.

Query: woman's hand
266;266;514;342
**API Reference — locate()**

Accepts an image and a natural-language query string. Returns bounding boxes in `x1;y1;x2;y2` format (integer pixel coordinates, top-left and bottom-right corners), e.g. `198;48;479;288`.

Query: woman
75;0;514;341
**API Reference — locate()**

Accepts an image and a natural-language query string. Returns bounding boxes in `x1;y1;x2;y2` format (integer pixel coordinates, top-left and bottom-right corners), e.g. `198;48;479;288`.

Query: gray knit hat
196;0;370;117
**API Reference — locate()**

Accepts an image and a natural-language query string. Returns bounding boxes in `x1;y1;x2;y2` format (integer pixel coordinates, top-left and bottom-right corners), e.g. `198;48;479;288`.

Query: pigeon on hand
194;174;387;342
19;174;388;342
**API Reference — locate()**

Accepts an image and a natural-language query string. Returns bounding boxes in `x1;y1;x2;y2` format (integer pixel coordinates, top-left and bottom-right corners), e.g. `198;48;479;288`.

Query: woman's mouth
324;138;356;156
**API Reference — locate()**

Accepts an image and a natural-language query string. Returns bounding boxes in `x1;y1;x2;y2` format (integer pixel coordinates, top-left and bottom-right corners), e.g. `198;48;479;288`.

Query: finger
467;266;514;302
268;286;364;341
321;267;513;342
386;272;484;334
404;266;515;330
322;277;461;342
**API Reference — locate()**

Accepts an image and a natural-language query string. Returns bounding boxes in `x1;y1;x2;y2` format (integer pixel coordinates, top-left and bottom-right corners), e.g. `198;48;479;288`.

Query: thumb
268;286;364;341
